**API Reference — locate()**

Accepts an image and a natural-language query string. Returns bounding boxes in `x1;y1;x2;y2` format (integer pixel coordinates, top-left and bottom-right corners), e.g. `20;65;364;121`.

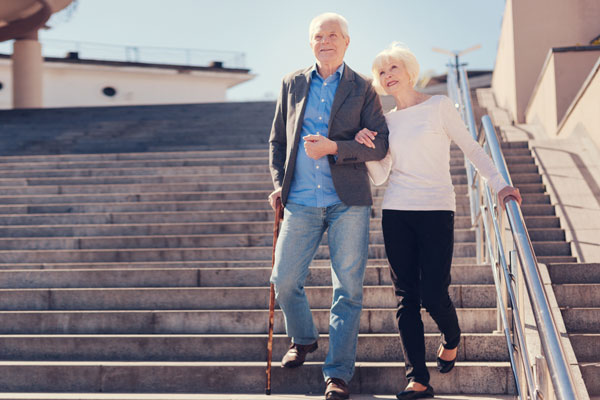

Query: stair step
0;157;271;172
0;264;493;288
501;141;529;149
510;183;545;193
520;204;555;216
569;334;600;362
0;173;278;187
561;308;600;333
553;284;600;307
0;182;279;196
0;165;273;179
0;361;515;394
0;217;473;236
0;210;283;225
0;198;473;215
505;164;539;174
0;257;480;270
0;190;275;205
537;256;578;264
505;156;535;165
581;363;600;396
0;166;469;185
0;243;477;263
510;173;542;184
0;393;401;400
0;333;508;362
0;149;269;164
531;241;571;256
547;263;600;283
528;228;565;242
0;221;284;237
0;153;469;171
522;216;561;228
498;148;531;156
519;193;551;204
0;308;498;334
0;285;495;311
0;230;477;250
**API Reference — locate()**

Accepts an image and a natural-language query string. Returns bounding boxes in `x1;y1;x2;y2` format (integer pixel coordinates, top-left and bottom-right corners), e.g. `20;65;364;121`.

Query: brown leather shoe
281;341;318;368
325;377;350;400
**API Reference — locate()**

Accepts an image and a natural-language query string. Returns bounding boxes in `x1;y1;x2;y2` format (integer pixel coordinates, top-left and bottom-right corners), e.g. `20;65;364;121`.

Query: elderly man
268;12;389;400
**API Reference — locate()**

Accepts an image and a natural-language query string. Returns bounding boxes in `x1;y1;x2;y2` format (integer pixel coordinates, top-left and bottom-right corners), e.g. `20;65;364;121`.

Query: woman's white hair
371;42;420;93
309;12;349;40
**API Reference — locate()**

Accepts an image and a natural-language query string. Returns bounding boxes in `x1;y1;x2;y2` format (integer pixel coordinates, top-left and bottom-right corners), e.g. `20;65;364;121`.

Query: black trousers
382;209;461;386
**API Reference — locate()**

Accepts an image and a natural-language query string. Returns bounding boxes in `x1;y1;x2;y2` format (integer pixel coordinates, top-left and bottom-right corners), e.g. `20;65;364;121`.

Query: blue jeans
270;202;371;383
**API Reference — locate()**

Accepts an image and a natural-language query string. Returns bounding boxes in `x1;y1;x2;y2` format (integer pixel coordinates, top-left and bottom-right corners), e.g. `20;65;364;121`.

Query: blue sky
1;0;506;101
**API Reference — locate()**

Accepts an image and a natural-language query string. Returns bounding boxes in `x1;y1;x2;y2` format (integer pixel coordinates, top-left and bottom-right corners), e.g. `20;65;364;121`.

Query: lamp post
432;44;481;82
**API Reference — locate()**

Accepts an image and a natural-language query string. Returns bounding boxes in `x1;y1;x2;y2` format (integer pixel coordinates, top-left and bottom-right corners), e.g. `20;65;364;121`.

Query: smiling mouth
386;81;398;87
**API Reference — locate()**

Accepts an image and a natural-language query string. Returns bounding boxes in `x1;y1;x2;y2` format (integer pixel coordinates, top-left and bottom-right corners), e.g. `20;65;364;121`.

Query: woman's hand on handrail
354;128;378;149
498;186;522;210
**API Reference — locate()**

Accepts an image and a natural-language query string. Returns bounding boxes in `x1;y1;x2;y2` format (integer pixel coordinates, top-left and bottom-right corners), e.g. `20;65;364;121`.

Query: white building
0;52;254;109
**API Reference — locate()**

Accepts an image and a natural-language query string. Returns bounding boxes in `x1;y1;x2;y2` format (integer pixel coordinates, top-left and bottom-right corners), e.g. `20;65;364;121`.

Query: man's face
310;20;349;66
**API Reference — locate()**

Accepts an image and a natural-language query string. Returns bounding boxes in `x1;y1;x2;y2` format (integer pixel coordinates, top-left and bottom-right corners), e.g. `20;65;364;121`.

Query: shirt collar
312;62;345;81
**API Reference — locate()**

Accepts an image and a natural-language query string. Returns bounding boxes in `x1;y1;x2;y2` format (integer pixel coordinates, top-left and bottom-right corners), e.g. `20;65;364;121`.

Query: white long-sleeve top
366;95;508;211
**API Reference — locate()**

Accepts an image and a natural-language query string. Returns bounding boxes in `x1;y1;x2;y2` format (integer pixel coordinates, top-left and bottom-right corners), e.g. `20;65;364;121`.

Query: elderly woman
355;43;521;399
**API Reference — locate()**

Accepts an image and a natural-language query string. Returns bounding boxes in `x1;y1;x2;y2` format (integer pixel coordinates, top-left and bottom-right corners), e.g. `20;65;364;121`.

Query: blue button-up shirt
287;63;344;208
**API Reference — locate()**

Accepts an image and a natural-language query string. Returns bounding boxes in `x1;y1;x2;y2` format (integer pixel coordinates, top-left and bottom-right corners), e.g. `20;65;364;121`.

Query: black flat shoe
396;384;434;399
436;345;457;373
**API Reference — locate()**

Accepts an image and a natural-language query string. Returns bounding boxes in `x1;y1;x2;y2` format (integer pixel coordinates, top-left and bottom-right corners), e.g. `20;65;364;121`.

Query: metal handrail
447;65;578;400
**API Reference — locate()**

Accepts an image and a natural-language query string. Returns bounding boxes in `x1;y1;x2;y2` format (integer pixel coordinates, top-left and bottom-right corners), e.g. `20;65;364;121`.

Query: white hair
371;42;420;93
308;12;349;40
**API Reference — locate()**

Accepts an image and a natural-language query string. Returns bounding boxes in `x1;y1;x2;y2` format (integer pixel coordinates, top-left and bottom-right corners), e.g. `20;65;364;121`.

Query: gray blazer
269;64;389;206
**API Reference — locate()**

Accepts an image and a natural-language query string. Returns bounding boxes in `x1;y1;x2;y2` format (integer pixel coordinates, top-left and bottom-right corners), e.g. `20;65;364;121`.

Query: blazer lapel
328;66;355;135
291;69;312;150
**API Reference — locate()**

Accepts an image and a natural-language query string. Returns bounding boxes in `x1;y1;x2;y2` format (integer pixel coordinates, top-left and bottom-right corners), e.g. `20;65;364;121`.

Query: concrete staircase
0;100;591;398
501;142;576;264
0;102;274;155
0;145;518;396
548;263;600;397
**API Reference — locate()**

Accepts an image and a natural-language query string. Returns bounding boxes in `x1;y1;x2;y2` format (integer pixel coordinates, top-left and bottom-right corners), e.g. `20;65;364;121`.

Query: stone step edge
0;307;497;313
0;243;572;255
0;230;478;241
0;143;525;162
0;360;511;367
0;394;519;400
0;332;503;338
0;198;551;210
0;284;495;292
0;183;543;199
0;151;474;166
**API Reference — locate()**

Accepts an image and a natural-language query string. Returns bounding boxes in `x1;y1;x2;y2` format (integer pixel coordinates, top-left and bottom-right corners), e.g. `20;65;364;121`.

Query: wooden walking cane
266;197;283;395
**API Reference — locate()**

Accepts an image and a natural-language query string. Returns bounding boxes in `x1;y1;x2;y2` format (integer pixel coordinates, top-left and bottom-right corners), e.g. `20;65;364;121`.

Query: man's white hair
309;12;349;40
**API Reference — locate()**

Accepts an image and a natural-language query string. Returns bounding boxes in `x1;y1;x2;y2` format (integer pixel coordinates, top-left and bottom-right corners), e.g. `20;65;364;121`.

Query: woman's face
377;60;412;95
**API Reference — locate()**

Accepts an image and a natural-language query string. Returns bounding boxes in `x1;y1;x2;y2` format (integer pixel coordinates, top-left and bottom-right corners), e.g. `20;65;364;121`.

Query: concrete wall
557;60;600;148
554;51;600;123
526;50;600;136
492;0;600;123
0;59;252;108
525;54;557;136
491;0;516;123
